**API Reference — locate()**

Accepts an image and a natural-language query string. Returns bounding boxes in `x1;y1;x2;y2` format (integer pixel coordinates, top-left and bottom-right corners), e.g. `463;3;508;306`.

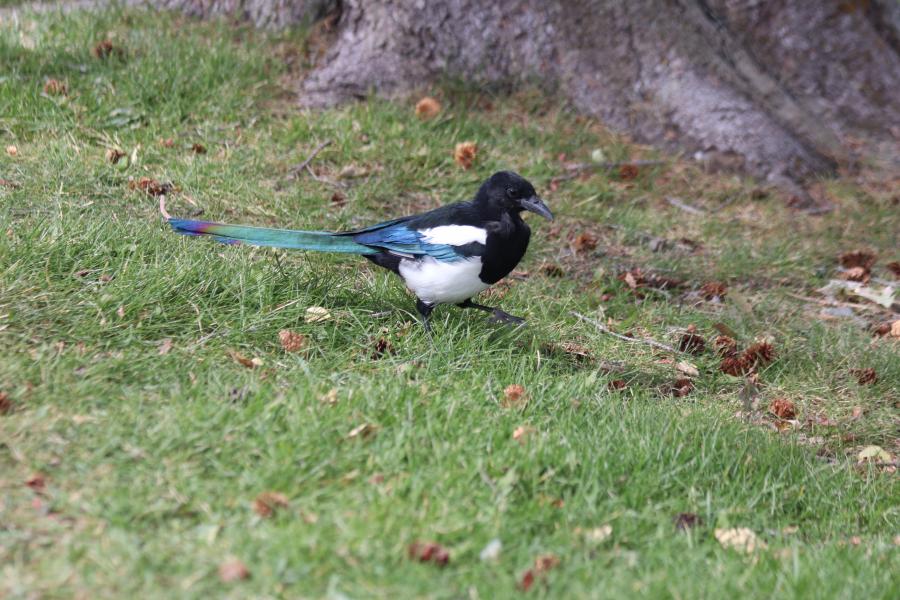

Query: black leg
415;298;435;332
456;298;525;325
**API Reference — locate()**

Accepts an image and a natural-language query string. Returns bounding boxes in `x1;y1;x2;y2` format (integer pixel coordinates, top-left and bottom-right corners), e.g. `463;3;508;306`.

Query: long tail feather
167;218;378;254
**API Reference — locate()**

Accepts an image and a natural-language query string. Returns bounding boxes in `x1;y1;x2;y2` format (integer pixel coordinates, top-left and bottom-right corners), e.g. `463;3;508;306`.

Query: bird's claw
489;310;526;325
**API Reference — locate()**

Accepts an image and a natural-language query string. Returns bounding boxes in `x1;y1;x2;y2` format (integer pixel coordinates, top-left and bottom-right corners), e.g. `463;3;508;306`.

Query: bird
163;171;552;330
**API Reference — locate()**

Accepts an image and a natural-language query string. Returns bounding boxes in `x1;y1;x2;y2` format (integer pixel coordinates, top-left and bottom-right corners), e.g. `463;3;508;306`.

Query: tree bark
300;0;900;190
47;0;898;192
136;0;335;28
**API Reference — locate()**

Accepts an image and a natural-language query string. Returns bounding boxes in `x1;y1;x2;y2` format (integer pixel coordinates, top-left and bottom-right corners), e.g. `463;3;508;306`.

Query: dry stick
572;311;684;354
554;159;665;182
665;196;705;215
290;139;333;177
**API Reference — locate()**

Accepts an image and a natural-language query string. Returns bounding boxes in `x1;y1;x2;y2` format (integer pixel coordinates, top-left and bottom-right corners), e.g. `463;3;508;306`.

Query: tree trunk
138;0;335;28
97;0;900;194
300;0;900;192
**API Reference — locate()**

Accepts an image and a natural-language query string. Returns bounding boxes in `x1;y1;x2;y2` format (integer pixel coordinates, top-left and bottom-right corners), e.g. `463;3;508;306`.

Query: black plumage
166;171;552;329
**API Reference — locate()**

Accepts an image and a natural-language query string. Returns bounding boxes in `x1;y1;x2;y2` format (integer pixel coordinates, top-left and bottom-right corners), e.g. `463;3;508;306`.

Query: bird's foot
489;310;526;325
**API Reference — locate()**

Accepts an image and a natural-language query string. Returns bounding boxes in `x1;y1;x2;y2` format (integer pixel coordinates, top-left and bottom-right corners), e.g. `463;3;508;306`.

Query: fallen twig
306;166;348;190
553;159;665;182
572;311;683;354
665;196;705;215
290;139;332;178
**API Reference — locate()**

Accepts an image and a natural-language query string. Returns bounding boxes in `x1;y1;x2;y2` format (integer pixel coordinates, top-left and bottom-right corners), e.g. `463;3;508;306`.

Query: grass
1;5;898;598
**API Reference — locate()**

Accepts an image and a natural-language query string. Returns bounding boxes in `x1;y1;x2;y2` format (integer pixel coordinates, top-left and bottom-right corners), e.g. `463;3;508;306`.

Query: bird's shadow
265;257;597;373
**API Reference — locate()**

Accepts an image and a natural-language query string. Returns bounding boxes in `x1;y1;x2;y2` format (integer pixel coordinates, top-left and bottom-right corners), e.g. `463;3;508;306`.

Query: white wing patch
418;225;487;246
399;256;490;304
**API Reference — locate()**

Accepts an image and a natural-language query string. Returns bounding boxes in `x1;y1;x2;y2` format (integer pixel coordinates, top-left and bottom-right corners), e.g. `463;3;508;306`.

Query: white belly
398;256;491;304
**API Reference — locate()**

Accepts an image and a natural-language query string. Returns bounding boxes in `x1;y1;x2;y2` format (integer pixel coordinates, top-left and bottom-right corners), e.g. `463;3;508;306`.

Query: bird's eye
506;187;516;198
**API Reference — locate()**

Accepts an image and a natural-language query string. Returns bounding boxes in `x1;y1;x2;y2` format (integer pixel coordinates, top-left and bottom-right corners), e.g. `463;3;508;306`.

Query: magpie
164;171;552;329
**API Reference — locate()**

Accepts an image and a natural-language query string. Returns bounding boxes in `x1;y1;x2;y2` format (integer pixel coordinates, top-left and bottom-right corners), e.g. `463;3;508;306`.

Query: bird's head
475;171;553;220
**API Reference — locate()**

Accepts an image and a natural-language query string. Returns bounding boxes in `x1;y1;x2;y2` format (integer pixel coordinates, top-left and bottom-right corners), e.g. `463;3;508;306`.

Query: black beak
520;195;553;221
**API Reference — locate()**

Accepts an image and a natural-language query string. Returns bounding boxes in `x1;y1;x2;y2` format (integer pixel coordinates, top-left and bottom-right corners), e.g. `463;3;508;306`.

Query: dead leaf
712;322;738;338
320;388;338;405
6;145;18;157
330;191;347;207
414;96;442;120
819;280;896;308
479;538;502;561
839;249;877;270
618;164;639;180
278;330;306;352
348;423;377;439
540;263;564;278
43;78;67;96
769;398;796;420
618;268;682;292
742;342;775;366
503;384;527;408
218;558;250;582
105;148;126;164
623;271;638;290
26;473;46;492
857;445;891;463
371;337;394;359
542;341;593;361
128;177;174;197
227;349;262;369
0;391;12;415
408;540;450;566
191;143;207;154
92;39;118;59
159;138;175;148
158;338;173;355
583;525;612;543
533;554;560;573
558;341;592;359
253;491;289;518
453;142;477;170
678;329;706;355
700;281;728;300
573;232;598;253
841;266;870;282
338;164;371;179
892;320;900;337
720;356;752;376
518;569;536;591
675;361;700;378
713;335;738;358
608;379;627;391
886;261;900;279
671;377;694;397
513;425;534;444
674;513;702;530
305;306;332;323
715;528;766;553
850;367;877;385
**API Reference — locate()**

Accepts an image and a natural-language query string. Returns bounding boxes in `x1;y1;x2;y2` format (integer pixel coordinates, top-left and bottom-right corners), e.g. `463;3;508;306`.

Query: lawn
1;5;898;598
